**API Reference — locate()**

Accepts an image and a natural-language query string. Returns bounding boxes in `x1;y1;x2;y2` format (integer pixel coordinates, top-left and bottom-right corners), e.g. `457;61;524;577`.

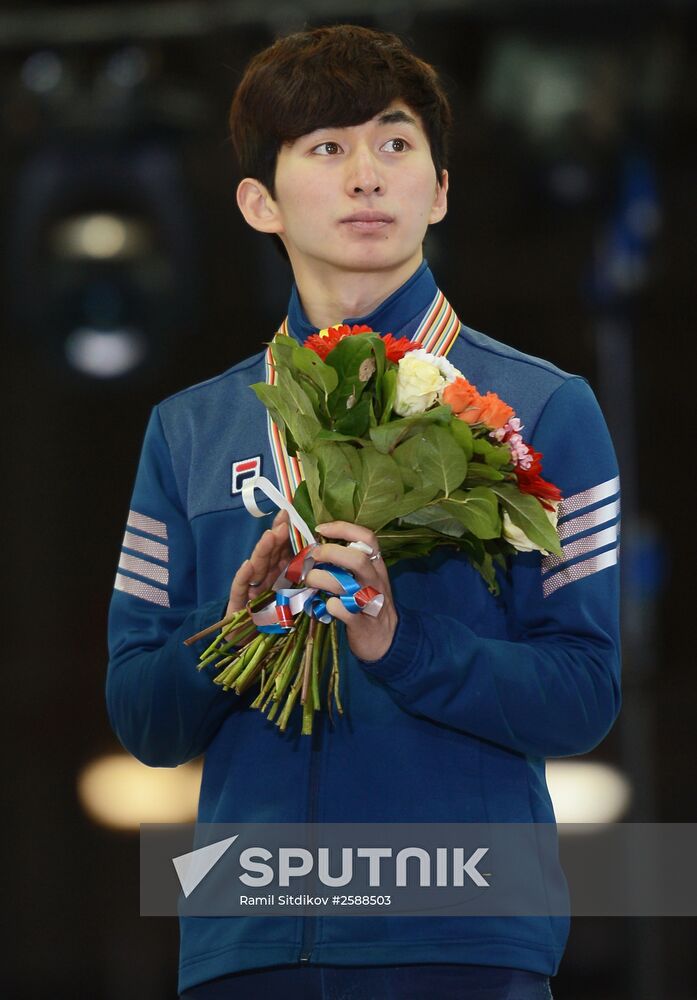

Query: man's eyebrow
302;109;418;138
376;110;418;127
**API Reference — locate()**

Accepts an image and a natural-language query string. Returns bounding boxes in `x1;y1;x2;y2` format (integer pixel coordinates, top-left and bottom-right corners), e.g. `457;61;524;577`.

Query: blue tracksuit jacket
106;261;621;993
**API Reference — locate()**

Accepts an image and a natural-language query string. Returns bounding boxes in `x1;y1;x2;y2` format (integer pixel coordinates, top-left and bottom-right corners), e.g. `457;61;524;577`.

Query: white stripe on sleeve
114;572;170;607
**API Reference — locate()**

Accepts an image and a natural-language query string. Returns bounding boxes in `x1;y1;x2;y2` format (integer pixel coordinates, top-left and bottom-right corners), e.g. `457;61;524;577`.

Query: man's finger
315;521;379;551
304;567;346;595
227;558;260;612
309;542;384;585
272;509;290;529
227;528;279;611
324;595;353;626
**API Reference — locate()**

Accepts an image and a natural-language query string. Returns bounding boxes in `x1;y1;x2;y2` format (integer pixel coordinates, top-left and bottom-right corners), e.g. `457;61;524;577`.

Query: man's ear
236;178;284;234
428;169;449;225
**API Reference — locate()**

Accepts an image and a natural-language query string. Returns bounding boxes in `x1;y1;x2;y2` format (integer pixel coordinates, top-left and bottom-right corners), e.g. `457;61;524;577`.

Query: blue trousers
180;963;554;999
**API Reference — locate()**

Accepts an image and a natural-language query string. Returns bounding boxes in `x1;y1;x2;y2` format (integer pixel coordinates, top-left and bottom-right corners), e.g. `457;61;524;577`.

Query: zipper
299;705;324;962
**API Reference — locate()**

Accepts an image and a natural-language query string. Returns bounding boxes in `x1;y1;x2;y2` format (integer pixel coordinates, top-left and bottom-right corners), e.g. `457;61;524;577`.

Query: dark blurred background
2;0;694;997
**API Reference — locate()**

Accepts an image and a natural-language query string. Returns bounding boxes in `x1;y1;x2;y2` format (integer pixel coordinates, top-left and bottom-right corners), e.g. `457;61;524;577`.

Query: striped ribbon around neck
265;289;462;553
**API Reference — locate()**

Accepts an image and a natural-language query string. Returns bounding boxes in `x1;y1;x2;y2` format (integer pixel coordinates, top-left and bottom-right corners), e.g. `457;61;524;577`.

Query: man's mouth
340;211;394;231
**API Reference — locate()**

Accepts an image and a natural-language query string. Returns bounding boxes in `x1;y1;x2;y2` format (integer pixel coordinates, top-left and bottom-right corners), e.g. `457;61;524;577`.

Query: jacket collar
286;259;439;343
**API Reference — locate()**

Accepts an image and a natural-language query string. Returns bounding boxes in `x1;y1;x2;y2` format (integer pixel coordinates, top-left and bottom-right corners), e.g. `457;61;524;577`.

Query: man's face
269;103;448;278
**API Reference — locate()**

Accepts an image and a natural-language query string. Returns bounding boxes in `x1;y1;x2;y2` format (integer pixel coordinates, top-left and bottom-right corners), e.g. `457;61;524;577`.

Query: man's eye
381;138;409;153
313;141;342;155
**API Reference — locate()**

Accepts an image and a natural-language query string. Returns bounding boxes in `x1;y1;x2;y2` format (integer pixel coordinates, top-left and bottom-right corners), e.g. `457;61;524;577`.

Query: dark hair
229;24;452;198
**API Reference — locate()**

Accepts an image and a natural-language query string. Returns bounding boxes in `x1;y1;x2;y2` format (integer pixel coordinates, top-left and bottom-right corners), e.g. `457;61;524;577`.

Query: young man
106;24;621;1000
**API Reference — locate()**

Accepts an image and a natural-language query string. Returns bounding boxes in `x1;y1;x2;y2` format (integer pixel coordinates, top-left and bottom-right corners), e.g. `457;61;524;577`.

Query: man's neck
290;252;424;330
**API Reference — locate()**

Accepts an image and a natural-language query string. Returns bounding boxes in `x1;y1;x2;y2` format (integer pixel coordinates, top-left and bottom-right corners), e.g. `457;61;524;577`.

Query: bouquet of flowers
186;325;562;735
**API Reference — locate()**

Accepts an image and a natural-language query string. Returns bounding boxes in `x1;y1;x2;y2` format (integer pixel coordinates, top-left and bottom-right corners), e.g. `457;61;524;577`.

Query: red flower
515;448;562;510
304;324;416;364
305;324;373;360
381;333;419;363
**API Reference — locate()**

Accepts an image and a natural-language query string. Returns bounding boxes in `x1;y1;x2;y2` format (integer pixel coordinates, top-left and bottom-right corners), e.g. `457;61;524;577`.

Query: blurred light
78;753;202;830
105;46;150;89
547;760;632;829
7;86;200;381
64;327;147;378
51;212;150;260
484;40;589;141
21;50;64;94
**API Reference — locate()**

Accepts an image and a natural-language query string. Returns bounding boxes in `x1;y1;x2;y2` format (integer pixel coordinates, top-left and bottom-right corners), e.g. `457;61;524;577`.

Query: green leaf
292;480;317;536
353;446;404;531
334;395;371;438
314;429;369;445
317;443;361;522
251;377;321;453
439;487;502;540
390;486;442;519
276;366;321;420
400;504;466;538
379;367;397;425
251;382;285;435
369;404;453;454
491;550;509;572
291;345;339;395
449;416;474;459
489;482;562;556
472;436;512;469
391;424;468;497
326;334;385;419
376;526;444;562
463;463;506;484
268;335;297;370
284;424;299;458
298;450;332;524
470;549;498;594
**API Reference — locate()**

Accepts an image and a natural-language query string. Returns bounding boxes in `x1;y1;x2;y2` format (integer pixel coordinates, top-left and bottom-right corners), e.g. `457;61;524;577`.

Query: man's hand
304;521;398;663
226;509;292;616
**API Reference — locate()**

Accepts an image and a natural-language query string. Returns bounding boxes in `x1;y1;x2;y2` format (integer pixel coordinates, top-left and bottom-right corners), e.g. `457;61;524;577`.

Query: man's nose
346;148;382;194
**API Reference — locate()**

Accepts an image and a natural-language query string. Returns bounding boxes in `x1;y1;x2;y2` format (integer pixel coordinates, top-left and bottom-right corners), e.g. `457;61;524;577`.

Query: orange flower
476;392;515;430
444;378;514;429
442;377;480;415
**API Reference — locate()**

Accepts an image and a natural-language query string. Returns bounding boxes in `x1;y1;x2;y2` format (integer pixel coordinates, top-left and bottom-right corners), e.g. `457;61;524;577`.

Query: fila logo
231;456;262;494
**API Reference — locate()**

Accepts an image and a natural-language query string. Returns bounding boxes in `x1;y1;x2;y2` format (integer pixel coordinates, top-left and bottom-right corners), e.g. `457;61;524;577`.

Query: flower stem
329;620;343;717
214;632;265;688
234;634;278;694
301;618;319;706
312;622;327;711
277;639;311;732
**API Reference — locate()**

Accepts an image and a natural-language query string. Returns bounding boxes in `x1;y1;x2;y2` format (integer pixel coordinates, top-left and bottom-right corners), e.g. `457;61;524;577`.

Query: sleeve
359;376;622;759
106;406;239;767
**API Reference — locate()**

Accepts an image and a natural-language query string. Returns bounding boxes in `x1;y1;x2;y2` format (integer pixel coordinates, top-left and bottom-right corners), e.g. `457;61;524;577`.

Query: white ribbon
250;586;319;626
241;475;315;547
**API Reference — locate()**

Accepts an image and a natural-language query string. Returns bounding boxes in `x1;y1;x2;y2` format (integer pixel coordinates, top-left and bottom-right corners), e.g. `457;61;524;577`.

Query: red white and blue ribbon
241;476;383;633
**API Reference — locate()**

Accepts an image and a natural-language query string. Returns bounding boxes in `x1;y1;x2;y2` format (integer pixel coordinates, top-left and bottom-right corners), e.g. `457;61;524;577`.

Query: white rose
502;503;560;555
407;348;462;384
393;354;446;416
